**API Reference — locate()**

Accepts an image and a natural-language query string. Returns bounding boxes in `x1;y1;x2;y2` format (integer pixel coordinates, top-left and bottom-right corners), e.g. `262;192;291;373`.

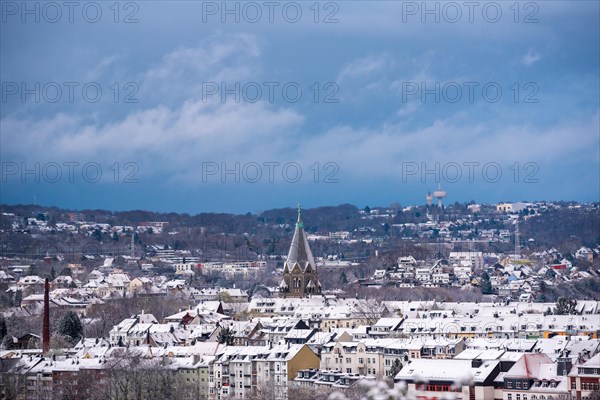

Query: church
278;206;321;298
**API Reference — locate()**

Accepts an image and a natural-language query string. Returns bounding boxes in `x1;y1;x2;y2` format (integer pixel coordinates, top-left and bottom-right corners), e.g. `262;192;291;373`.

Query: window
507;381;513;389
508;395;512;400
516;381;522;389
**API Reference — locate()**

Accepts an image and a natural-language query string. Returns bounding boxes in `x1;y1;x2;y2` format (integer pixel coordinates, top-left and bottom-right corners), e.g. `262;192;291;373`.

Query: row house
259;318;312;344
397;314;600;341
502;354;570;400
1;344;221;400
569;353;600;400
216;320;267;346
164;305;229;326
394;358;501;400
108;313;191;347
209;344;319;400
321;341;365;375
320;337;465;379
294;368;367;389
368;318;404;338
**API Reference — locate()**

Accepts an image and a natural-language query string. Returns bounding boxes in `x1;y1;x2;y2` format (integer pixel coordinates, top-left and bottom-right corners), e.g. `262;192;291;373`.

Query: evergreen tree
389;358;403;380
217;326;235;345
480;272;493;295
92;228;102;242
58;311;84;344
339;271;348;285
0;317;7;341
1;335;14;350
554;297;578;315
14;290;22;307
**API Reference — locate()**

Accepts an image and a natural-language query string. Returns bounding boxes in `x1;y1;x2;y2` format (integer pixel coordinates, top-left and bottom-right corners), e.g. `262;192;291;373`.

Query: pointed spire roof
285;204;316;272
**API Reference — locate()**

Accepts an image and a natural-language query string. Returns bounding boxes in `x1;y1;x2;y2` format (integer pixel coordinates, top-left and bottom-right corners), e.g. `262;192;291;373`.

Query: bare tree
589;391;600;400
353;299;388;325
101;348;199;400
288;384;331;400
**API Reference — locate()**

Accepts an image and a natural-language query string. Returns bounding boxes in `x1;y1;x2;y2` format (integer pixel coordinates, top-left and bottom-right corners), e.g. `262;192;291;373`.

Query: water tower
433;186;447;207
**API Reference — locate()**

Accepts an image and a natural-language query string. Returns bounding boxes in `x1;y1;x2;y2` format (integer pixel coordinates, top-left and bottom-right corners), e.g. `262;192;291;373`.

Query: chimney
43;278;50;353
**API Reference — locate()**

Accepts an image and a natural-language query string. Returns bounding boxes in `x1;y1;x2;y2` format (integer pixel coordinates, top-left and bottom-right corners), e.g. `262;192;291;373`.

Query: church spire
280;203;321;297
286;204;313;268
297;203;303;229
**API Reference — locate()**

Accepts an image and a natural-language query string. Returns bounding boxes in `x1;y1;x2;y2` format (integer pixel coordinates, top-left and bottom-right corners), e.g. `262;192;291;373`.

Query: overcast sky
1;1;598;213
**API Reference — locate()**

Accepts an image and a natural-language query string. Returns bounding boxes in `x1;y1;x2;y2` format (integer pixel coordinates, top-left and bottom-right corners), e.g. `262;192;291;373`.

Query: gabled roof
505;353;553;379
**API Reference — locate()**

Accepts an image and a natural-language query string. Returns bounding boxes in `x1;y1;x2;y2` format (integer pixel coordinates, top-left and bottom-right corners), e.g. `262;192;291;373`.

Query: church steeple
285;204;315;272
279;204;321;297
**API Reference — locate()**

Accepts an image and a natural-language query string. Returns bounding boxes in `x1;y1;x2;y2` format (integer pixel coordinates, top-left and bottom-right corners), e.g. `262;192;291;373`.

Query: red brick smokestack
43;277;50;353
